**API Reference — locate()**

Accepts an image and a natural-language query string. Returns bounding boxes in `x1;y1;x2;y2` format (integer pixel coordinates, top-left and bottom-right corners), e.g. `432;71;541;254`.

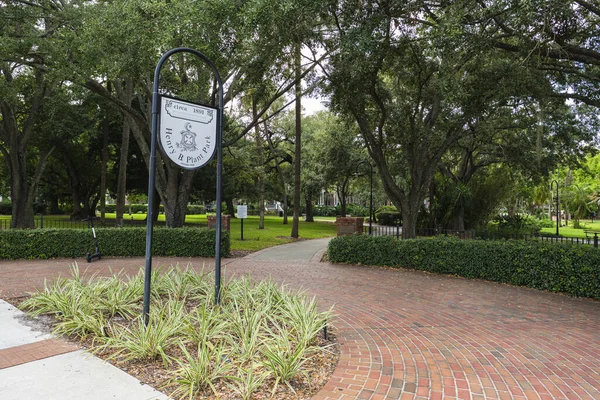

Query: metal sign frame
143;48;224;326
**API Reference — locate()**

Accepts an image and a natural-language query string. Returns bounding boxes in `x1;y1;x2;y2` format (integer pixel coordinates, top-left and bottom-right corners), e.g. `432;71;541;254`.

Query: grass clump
20;264;335;399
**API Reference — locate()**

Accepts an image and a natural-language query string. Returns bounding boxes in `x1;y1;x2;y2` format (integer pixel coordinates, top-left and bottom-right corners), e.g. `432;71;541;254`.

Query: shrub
187;205;206;214
0;227;229;260
0;201;11;215
489;214;542;235
346;204;368;217
312;206;338;217
328;235;600;299
375;205;401;226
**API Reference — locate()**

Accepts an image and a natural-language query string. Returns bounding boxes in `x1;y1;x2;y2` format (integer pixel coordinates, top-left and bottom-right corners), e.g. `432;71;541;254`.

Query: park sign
159;96;217;170
144;47;224;326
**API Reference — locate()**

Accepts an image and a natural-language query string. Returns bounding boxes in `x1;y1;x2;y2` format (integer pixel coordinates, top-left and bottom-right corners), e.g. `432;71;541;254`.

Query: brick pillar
335;217;364;236
207;215;231;231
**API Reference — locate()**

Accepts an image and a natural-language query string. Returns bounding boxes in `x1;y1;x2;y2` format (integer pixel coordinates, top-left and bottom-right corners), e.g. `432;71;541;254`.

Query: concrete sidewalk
0;299;169;400
245;237;332;262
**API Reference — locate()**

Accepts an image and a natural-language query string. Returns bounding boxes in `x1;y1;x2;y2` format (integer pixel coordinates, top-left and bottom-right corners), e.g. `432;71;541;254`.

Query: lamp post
551;179;559;236
355;161;373;235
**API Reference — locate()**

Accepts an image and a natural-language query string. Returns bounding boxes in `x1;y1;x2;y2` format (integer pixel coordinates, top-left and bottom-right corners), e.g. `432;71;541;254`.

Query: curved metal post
143;48;224;326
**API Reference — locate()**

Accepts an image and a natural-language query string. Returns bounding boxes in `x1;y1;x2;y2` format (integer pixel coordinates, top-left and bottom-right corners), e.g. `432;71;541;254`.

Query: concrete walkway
0;299;169;400
0;238;599;399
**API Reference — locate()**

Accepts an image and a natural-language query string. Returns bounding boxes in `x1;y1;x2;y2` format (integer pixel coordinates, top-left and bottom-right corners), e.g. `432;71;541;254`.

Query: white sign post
159;97;217;170
237;205;248;240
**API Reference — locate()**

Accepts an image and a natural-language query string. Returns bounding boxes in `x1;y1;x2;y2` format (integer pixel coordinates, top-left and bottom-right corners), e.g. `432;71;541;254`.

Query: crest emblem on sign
177;122;197;152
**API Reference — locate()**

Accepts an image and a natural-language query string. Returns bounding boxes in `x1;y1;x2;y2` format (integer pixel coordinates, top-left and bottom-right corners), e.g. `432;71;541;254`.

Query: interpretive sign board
159;96;217;170
237;205;248;219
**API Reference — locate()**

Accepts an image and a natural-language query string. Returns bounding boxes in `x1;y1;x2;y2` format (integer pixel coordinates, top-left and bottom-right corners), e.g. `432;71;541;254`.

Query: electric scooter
84;216;102;262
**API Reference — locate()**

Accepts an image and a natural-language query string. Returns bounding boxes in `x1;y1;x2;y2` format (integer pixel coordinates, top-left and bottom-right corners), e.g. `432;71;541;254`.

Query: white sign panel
237;205;248;219
159;96;217;170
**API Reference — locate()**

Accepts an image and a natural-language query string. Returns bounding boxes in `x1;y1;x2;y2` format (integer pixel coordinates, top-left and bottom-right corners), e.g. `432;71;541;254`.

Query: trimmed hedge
328;235;600;299
0;227;229;260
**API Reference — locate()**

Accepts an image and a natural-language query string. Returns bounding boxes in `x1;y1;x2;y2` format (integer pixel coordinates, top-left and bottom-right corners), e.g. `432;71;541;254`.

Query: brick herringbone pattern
0;253;598;399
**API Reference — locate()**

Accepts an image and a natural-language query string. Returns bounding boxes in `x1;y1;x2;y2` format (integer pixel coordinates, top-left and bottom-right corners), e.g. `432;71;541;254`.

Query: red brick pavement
0;339;79;369
0;254;598;400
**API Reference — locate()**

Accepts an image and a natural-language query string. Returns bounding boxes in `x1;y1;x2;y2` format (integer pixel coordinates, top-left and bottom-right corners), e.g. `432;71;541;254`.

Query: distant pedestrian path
0;238;598;399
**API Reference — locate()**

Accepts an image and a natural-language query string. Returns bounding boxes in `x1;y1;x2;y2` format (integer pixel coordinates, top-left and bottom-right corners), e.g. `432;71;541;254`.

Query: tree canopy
0;0;598;235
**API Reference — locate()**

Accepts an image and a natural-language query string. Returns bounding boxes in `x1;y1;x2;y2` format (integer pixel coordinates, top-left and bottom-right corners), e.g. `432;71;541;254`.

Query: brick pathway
1;250;599;400
0;339;79;369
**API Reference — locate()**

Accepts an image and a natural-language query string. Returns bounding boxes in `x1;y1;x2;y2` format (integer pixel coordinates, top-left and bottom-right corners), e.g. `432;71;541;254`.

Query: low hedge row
0;227;229;260
328;235;600;299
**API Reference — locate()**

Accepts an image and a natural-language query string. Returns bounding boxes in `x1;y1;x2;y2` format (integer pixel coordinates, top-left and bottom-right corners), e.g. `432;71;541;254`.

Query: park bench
583;230;600;239
583;230;600;247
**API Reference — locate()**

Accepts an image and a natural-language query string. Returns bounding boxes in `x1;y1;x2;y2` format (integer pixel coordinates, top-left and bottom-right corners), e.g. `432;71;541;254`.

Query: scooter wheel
86;253;92;263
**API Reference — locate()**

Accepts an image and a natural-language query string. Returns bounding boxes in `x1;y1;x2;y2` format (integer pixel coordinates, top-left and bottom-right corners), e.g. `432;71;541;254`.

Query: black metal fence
362;225;600;248
0;216;202;230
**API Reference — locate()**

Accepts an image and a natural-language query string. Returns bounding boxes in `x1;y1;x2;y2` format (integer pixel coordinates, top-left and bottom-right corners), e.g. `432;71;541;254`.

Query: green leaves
329;235;600;299
0;227;229;259
21;265;335;399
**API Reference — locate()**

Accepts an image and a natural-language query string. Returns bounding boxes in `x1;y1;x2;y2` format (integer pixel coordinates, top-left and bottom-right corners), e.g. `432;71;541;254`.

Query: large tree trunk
337;188;347;217
225;197;235;217
265;123;288;225
453;204;465;232
115;115;131;227
10;164;34;229
0;68;50;229
62;154;84;220
253;98;265;229
162;168;195;227
305;197;314;222
291;42;302;238
99;113;109;224
115;79;133;227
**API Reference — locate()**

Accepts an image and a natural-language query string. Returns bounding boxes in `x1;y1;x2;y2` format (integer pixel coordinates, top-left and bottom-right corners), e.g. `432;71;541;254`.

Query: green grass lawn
224;216;337;251
539;219;600;238
103;213;338;251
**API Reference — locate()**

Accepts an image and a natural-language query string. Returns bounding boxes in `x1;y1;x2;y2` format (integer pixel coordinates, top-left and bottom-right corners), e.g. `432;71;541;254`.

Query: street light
551;179;559;236
355;160;373;235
